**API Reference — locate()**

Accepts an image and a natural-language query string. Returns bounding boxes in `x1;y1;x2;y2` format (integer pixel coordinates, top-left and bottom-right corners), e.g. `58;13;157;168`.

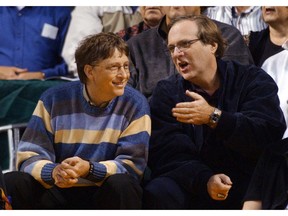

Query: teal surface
0;80;67;170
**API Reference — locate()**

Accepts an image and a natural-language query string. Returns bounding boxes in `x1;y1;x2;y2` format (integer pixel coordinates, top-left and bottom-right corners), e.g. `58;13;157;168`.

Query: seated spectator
143;14;285;209
4;32;151;209
205;6;267;44
62;6;142;76
127;6;254;100
242;138;288;209
117;6;164;41
0;6;72;80
248;6;288;138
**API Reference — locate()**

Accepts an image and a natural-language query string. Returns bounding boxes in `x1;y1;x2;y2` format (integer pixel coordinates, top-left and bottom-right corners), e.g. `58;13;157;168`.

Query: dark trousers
143;176;243;209
4;171;142;209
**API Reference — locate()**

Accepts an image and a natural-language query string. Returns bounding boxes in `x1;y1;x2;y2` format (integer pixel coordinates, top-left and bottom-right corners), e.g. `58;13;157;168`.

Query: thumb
219;174;233;185
185;90;203;101
15;68;28;73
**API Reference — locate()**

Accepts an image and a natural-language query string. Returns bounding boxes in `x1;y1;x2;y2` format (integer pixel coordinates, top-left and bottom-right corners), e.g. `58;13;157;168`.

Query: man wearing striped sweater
4;32;151;209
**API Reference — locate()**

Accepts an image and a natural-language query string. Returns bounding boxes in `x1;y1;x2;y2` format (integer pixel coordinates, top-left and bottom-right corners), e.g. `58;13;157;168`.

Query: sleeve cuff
41;163;58;186
85;162;107;182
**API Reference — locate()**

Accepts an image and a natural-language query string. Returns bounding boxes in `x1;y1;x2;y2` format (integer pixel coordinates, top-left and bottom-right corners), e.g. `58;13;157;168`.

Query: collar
157;16;169;41
83;84;94;105
83;85;111;108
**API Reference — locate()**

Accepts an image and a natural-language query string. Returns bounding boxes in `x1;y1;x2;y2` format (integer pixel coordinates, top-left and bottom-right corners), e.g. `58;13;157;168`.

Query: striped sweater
17;81;151;188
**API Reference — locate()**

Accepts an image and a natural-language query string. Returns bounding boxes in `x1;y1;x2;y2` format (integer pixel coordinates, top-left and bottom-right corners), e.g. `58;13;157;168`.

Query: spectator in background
242;138;288;209
62;6;142;76
144;14;285;209
0;6;72;80
4;32;151;209
127;6;254;100
205;6;267;44
117;6;164;41
248;6;288;138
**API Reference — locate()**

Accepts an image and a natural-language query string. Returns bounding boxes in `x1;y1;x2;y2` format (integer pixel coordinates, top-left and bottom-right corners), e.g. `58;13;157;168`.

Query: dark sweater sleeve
148;78;214;195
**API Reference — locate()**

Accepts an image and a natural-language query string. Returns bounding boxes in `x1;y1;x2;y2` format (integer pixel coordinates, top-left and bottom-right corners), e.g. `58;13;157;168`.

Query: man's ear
210;42;218;54
84;64;94;78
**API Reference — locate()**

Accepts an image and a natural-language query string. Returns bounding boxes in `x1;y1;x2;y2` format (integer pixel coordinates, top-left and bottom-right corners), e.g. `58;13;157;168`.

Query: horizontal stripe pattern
17;81;151;187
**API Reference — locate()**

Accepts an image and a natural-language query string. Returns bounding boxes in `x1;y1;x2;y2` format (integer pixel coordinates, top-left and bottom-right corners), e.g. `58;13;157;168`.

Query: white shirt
262;49;288;138
205;6;267;37
61;6;142;75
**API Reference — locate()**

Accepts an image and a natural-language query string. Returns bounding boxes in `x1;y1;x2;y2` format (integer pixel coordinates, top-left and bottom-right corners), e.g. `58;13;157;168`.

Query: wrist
84;161;94;178
207;107;222;128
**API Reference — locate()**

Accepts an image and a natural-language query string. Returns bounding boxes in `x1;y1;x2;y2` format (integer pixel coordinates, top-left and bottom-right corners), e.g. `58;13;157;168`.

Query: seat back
0;123;27;172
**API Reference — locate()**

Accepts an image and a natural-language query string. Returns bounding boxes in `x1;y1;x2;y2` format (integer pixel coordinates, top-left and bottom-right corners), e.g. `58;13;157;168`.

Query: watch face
211;114;219;123
210;108;221;124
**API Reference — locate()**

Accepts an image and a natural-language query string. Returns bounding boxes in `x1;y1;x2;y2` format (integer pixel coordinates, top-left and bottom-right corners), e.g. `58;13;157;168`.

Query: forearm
242;201;262;210
41;61;69;77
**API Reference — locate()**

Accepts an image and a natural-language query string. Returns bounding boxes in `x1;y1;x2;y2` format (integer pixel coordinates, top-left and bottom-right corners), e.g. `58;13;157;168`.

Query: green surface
0;80;68;169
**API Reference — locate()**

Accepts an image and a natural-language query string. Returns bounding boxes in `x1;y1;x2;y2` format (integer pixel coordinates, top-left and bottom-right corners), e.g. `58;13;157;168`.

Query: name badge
41;23;58;40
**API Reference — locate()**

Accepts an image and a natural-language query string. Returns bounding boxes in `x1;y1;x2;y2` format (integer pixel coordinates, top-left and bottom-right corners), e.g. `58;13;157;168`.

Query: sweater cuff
85;162;107;182
196;170;214;198
214;110;237;137
41;163;58;186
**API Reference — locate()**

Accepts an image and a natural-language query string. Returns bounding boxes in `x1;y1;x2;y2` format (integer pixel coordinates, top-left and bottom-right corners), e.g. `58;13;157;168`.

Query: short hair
168;14;227;58
75;32;129;83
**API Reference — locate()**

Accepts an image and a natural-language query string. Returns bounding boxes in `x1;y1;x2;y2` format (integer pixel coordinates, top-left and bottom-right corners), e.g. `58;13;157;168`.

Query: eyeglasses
168;39;200;54
90;64;130;75
106;65;130;75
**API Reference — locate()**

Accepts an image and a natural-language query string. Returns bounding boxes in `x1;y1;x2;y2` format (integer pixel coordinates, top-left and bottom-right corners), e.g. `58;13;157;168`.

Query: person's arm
0;66;27;80
149;78;214;195
243;201;262;210
211;66;286;160
25;7;72;78
17;99;58;188
62;7;103;74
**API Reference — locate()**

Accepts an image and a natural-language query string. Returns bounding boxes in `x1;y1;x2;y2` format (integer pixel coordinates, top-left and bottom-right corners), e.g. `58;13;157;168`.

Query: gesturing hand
172;90;214;125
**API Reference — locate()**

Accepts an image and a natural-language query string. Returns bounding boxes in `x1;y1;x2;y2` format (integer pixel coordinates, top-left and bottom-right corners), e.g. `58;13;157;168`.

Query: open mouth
178;61;189;71
264;7;276;13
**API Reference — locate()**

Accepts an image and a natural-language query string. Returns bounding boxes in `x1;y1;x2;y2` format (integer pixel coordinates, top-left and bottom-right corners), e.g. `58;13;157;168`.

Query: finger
14;68;28;73
185;90;203;101
216;193;228;200
55;174;65;184
172;107;193;115
176;118;193;124
62;157;78;166
62;168;78;179
175;102;194;108
172;112;194;121
56;177;78;188
220;174;233;185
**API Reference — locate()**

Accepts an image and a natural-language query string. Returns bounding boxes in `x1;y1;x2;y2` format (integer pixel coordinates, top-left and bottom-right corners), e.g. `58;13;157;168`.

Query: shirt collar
83;84;110;108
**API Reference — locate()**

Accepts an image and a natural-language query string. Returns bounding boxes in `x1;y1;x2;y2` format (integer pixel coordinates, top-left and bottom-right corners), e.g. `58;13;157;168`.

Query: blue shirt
0;6;72;77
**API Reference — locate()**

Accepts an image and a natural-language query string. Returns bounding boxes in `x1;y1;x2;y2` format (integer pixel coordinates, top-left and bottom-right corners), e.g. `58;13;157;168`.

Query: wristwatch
208;108;222;128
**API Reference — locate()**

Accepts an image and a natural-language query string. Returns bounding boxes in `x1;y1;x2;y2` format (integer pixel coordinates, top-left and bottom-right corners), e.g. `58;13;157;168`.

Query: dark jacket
127;15;254;99
148;59;286;208
249;28;284;67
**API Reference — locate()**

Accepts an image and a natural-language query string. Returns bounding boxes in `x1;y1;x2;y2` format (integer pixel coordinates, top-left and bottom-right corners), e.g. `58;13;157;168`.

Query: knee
144;177;172;201
103;174;142;195
99;174;142;209
143;177;188;209
4;171;36;191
